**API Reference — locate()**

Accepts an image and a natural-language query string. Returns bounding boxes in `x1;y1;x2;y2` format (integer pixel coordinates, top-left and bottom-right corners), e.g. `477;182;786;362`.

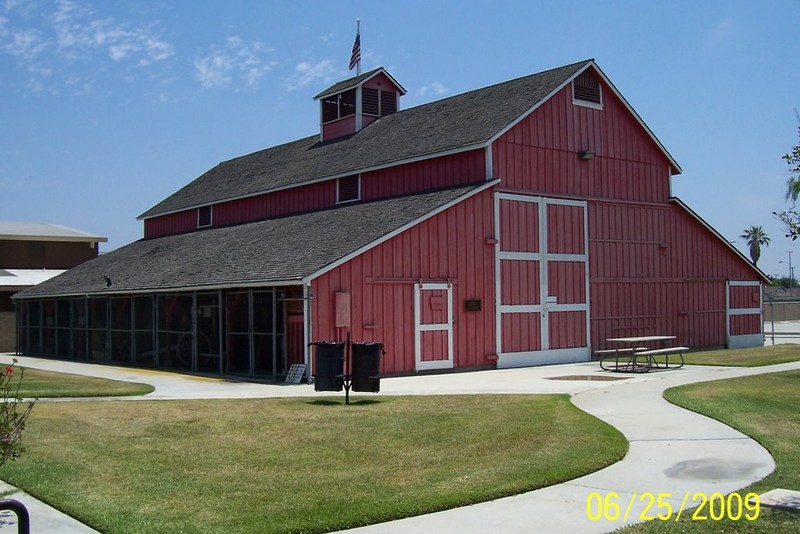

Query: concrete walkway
0;354;798;533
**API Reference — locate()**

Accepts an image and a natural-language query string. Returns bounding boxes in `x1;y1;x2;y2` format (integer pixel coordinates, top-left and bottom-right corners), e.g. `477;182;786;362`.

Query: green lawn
683;344;800;367
0;395;627;533
13;367;154;397
624;369;800;532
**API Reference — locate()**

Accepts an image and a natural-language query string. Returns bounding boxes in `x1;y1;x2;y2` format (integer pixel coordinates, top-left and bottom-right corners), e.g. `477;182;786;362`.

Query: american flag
348;32;361;70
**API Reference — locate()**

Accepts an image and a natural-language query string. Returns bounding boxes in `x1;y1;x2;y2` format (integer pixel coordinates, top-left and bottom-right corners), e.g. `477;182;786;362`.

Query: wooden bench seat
635;346;689;370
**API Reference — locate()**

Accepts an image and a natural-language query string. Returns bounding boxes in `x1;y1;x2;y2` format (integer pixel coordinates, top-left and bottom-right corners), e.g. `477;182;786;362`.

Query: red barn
14;60;767;379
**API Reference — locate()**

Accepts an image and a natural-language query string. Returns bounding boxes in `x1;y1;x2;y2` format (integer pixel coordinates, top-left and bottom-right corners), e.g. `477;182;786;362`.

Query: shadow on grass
306;399;383;406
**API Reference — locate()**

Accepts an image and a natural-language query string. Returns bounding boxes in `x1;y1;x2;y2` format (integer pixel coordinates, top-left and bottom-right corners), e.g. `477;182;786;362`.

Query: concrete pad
0;491;99;533
758;488;800;512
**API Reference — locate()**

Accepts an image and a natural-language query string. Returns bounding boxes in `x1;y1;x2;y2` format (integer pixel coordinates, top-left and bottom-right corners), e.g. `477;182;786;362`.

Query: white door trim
494;193;591;368
414;282;454;371
726;280;763;349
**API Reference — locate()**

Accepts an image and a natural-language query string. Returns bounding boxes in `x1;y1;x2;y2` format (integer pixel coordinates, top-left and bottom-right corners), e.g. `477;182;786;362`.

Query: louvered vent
362;88;379;115
337;175;360;203
573;71;602;106
380;91;397;116
197;205;212;228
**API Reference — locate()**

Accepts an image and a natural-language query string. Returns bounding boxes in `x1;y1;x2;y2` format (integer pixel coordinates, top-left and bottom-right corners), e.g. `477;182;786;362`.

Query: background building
1;222;106;352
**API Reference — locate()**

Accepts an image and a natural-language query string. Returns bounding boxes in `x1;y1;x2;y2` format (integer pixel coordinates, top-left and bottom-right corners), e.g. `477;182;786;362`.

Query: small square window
337;175;361;203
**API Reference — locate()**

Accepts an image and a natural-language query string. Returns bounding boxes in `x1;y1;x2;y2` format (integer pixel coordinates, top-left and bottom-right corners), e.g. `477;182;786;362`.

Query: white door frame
414;282;454;371
726;280;763;349
494;192;591;368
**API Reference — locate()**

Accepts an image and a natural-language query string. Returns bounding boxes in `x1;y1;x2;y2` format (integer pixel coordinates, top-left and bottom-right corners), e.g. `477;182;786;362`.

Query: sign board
285;363;306;384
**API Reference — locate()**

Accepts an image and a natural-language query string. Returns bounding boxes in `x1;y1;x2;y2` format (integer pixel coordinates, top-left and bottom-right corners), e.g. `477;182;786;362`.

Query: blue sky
1;0;798;278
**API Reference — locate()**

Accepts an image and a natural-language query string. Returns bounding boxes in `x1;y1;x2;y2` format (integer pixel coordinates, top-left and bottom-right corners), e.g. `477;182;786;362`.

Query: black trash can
312;341;345;392
351;342;383;393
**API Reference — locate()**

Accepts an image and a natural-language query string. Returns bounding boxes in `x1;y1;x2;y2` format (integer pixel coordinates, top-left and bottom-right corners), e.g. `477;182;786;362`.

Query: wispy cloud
52;0;173;65
194;36;276;89
0;0;174;93
417;82;447;99
285;59;338;91
709;17;735;44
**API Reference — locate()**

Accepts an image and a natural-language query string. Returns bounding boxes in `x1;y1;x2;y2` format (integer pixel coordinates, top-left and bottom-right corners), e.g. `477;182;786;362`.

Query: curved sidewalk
343;362;799;533
0;355;798;533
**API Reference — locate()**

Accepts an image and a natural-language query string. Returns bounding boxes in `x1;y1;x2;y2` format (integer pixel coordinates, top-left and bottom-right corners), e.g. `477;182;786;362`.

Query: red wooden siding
548;262;586;304
310;189;495;374
499;198;539;252
547;203;585;254
492;77;673;203
322;115;356;141
502;314;541;353
729;284;760;309
549;311;587;349
501;261;539;305
213;181;336;226
589;200;762;349
144;210;198;239
730;314;761;336
362;71;399;93
361;150;486;200
145;151;485;239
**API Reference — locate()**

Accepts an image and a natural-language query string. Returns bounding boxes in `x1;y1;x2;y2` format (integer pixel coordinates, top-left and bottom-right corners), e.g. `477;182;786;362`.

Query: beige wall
0;311;15;353
763;301;800;322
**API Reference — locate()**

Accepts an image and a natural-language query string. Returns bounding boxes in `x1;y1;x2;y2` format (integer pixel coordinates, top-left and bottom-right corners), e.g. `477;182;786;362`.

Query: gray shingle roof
313;67;407;99
139;60;591;219
16;184;488;299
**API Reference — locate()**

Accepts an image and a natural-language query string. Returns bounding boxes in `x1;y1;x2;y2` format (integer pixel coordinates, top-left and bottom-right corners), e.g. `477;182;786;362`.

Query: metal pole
0;499;30;534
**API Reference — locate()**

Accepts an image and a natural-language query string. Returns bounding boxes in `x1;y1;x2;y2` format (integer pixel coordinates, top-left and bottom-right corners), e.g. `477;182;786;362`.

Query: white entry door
414;283;454;371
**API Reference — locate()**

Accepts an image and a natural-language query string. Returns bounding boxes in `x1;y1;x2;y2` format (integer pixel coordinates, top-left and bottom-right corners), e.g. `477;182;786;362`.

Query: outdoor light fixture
579;150;595;160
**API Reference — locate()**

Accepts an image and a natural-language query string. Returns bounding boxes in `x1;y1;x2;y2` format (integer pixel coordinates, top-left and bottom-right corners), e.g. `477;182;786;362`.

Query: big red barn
14;60;767;379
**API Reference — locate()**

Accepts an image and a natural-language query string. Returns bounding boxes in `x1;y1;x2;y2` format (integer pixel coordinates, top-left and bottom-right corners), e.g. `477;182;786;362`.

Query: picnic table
597;335;689;373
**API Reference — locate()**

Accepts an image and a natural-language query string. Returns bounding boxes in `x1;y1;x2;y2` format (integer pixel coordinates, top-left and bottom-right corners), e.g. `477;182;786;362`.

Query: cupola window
321;89;357;123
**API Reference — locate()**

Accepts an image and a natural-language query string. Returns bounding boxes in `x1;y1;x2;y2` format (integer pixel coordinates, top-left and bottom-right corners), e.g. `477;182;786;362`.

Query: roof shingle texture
140;60;589;219
17;185;486;298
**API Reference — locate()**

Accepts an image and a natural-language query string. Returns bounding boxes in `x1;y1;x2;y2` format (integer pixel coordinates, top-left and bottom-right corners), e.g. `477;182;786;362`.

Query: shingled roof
139;60;593;219
17;183;492;299
313;67;407;100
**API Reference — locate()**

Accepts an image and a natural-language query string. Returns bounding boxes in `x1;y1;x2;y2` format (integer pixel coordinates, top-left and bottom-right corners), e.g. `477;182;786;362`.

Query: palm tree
740;225;770;266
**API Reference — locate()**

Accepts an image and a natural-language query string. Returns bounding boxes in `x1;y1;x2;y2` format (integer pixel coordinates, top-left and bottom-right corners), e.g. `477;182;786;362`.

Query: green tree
775;119;800;239
740;225;770;266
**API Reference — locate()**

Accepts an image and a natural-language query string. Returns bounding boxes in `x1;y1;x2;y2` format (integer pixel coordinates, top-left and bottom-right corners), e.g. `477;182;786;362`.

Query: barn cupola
313;67;406;142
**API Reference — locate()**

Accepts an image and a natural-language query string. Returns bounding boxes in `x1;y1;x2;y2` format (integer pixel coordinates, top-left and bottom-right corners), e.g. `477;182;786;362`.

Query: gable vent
573;71;602;107
337;175;361;203
197;205;213;228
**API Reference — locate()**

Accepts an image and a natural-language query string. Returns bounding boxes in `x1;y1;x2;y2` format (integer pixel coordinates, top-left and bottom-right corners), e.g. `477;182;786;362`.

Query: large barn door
414;283;454;371
726;280;763;349
495;193;590;368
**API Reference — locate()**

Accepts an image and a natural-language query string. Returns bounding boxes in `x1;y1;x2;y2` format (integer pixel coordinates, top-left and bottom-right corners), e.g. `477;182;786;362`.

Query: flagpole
356;18;361;76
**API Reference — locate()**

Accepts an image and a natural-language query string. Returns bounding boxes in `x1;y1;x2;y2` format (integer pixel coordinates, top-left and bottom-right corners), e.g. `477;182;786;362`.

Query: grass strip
0;394;626;533
14;367;154;398
683;344;800;367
